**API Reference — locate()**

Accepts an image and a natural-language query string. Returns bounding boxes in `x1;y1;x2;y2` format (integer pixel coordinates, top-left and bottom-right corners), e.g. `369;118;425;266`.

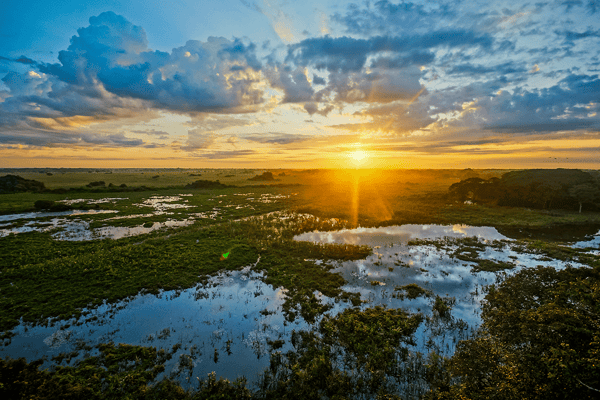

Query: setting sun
348;149;369;167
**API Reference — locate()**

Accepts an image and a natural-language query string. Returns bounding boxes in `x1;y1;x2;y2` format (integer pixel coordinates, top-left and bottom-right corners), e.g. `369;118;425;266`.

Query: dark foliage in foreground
0;343;252;400
428;266;600;399
2;265;599;399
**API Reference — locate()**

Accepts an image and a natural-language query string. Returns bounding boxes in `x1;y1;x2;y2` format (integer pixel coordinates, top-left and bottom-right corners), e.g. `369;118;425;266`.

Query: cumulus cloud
0;12;270;148
1;2;599;159
38;12;265;113
478;74;600;133
265;65;314;103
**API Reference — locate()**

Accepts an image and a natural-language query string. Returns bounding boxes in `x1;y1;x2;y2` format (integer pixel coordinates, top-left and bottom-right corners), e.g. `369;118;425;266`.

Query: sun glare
350;150;367;161
347;149;369;167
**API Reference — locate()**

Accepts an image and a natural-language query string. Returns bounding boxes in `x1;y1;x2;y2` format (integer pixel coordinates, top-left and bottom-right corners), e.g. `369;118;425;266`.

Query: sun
349;150;367;162
347;149;369;167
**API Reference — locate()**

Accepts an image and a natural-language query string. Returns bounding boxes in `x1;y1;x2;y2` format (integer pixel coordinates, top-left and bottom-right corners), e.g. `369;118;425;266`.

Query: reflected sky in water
294;224;508;246
0;195;219;240
1;220;597;387
0;262;307;387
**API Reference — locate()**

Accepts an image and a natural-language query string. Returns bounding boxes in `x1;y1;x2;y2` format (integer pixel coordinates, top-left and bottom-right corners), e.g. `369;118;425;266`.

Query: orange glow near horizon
347;146;370;168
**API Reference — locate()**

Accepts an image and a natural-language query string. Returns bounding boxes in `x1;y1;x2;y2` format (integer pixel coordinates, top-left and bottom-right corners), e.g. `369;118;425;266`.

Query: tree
430;266;600;399
569;184;600;213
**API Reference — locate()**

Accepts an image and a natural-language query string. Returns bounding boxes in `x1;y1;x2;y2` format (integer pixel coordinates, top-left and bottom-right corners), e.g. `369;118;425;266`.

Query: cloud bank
0;1;598;165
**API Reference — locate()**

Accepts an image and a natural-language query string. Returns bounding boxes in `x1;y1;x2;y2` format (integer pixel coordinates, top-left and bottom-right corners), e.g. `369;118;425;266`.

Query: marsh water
2;215;598;387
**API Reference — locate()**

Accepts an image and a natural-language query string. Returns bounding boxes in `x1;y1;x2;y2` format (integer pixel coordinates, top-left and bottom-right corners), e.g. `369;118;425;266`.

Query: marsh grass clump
472;259;515;272
0;343;174;399
33;199;73;212
432;296;455;320
407;236;524;274
258;306;424;399
267;339;285;350
394;283;432;300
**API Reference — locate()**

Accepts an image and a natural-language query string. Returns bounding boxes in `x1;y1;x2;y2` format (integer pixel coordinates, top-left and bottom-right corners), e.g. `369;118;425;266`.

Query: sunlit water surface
1;222;598;387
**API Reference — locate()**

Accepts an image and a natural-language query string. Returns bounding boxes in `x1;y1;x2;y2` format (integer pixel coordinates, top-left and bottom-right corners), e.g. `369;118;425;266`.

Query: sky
1;0;599;169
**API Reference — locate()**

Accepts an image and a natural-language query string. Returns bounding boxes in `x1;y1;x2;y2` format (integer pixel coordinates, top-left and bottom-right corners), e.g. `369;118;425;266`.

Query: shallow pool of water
2;221;595;388
0;194;222;240
294;224;508;246
0;261;308;387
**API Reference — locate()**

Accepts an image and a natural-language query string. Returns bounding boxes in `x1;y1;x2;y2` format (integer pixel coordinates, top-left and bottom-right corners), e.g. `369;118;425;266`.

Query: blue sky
1;0;599;168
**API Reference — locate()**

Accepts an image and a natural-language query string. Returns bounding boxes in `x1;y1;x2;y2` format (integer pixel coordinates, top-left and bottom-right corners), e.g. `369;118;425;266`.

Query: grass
0;226;260;334
3;171;599;335
0;185;373;334
394;283;432;300
438;202;600;227
1;168;600;398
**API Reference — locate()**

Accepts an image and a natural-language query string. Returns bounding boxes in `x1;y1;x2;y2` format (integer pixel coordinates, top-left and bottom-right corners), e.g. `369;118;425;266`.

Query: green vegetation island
0;168;599;399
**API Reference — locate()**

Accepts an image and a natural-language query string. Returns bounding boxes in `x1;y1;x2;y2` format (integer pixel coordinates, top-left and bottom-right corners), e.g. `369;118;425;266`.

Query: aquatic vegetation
0;226;259;333
394;283;432;300
0;343;176;399
472;259;515;272
257;306;424;399
432;296;454;320
1;171;599;398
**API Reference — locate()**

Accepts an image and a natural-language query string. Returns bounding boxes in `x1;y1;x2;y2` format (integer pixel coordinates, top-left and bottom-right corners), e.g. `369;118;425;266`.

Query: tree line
449;169;600;212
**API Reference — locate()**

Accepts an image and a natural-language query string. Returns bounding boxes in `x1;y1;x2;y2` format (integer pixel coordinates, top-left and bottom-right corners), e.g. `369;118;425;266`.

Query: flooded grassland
1;173;599;398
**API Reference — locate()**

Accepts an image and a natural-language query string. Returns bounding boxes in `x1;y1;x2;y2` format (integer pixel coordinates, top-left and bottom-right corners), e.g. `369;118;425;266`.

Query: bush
34;200;55;210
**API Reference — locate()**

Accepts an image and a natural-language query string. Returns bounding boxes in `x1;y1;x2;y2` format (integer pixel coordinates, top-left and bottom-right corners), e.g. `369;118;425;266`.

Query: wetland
1;168;599;399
